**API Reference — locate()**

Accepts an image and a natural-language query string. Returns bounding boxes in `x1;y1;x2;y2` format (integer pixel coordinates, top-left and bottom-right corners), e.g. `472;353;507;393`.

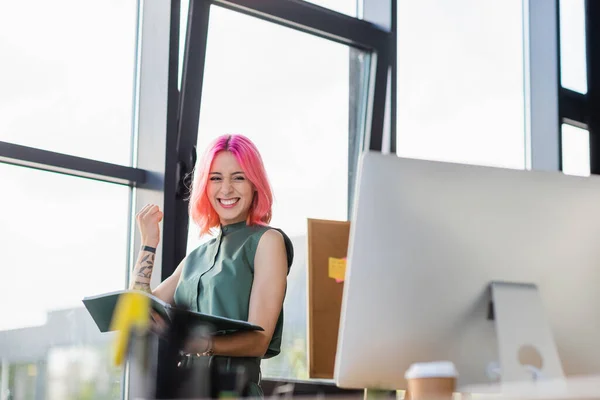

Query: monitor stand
489;281;565;383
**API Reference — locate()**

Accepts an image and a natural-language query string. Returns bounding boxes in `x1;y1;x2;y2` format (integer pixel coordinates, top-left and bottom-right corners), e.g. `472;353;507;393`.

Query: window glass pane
397;0;526;169
559;0;588;94
303;0;357;17
179;0;191;89
0;164;130;399
0;1;137;165
561;124;590;176
186;6;367;379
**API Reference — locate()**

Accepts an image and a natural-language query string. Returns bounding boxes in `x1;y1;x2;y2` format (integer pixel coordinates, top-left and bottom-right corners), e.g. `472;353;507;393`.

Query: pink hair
189;134;273;236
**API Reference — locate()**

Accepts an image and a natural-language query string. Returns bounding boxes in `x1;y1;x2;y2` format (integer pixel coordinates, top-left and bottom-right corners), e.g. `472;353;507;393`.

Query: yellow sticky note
328;257;347;282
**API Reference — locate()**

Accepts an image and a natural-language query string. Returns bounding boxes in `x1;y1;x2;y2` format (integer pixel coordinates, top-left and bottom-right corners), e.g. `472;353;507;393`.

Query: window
559;0;588;94
0;0;137;165
179;0;191;89
561;123;590;176
185;6;369;379
0;164;130;399
396;0;526;170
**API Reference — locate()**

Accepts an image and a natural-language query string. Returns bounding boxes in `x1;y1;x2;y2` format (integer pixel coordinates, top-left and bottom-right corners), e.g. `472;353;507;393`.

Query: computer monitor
334;151;600;391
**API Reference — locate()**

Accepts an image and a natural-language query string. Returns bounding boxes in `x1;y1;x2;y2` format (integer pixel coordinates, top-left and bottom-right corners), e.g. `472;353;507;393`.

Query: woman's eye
210;176;221;181
233;176;245;181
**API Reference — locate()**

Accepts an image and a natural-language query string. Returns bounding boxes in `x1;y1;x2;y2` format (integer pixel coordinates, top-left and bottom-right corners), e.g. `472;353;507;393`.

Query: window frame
555;0;600;173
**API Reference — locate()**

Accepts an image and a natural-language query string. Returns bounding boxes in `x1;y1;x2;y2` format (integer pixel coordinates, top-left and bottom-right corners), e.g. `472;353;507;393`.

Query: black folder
82;290;263;334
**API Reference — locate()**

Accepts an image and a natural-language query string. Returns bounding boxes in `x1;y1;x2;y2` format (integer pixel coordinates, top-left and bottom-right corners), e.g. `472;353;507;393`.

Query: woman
129;134;293;397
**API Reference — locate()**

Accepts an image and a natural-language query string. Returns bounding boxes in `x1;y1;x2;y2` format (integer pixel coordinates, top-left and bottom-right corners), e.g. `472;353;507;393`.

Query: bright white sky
397;0;526;169
0;0;588;332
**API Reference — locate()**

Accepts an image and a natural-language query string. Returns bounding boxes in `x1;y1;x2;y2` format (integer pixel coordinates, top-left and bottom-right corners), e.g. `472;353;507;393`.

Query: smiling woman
129;134;294;398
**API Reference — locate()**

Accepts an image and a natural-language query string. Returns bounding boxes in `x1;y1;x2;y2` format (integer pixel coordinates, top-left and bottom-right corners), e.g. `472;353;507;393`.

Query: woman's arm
129;204;181;305
130;246;156;293
184;229;288;357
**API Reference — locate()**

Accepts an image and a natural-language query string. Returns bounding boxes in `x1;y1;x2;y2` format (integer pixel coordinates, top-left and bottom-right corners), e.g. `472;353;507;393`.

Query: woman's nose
220;180;233;194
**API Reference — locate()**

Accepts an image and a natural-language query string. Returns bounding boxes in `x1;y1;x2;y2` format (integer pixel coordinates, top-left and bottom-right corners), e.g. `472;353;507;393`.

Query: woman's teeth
219;198;239;206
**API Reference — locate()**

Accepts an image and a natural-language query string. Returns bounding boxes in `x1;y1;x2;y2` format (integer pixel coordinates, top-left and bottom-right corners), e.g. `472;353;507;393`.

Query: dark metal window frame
557;0;600;173
0;141;146;185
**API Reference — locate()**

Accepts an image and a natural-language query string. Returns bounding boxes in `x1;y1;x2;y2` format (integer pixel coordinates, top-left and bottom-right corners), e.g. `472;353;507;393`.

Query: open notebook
82;289;263;334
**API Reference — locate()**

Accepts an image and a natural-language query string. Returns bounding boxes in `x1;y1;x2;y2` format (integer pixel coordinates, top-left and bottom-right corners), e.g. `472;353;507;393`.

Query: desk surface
461;374;600;400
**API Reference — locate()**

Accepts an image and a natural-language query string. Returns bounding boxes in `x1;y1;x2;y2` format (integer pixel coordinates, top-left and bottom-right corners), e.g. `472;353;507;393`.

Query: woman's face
207;151;255;226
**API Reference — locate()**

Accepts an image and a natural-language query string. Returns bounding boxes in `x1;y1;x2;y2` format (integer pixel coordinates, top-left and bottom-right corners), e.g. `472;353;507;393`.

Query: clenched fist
137;204;163;248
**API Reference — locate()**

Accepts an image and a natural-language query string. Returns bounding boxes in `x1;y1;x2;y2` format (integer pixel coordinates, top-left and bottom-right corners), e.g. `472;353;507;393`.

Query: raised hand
137;204;163;248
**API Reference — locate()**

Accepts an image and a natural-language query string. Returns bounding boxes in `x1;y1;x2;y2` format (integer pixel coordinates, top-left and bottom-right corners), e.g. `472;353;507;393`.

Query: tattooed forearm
137;265;152;278
129;249;155;293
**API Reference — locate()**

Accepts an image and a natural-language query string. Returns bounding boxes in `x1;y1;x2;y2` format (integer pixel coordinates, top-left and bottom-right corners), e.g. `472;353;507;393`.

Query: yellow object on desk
328;257;347;282
109;291;150;366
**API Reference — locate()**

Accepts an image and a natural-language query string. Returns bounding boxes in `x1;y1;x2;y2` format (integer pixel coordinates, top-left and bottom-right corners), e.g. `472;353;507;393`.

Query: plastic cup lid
405;361;459;380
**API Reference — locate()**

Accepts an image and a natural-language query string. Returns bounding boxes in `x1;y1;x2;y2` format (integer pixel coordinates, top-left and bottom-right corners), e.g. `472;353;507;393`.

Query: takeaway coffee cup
405;361;458;400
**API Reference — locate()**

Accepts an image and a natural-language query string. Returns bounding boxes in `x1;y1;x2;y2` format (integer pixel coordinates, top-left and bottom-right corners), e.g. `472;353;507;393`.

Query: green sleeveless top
173;221;293;358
